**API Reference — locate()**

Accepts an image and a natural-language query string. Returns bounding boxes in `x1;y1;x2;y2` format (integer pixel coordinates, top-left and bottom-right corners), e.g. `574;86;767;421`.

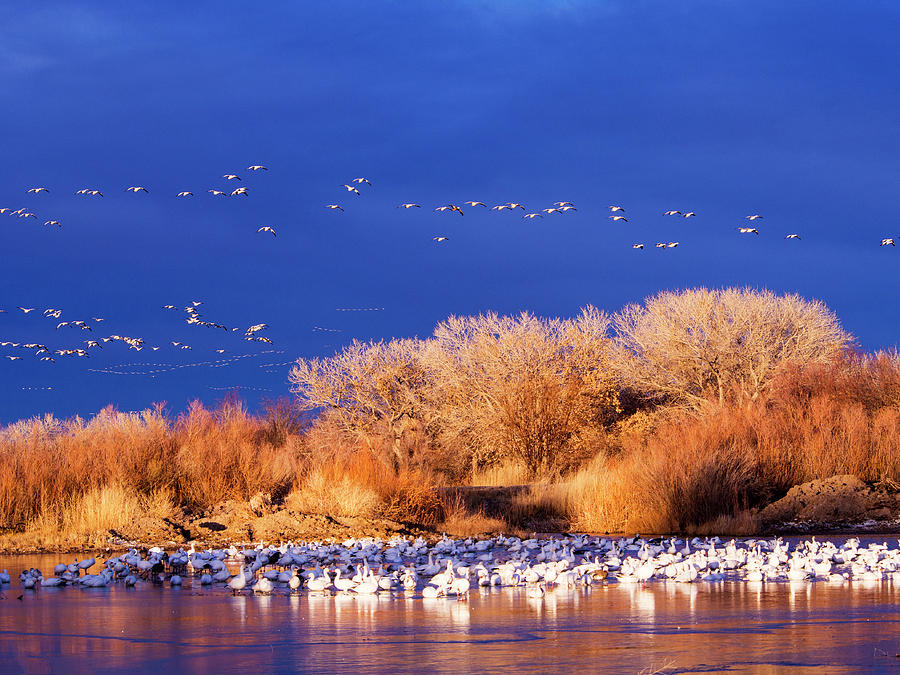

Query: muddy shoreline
4;474;900;555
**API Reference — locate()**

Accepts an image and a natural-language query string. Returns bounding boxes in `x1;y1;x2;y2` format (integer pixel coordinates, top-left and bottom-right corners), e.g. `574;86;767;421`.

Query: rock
759;474;900;530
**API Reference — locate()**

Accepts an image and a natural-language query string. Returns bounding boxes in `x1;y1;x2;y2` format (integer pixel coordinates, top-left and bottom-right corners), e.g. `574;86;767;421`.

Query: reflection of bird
609;215;628;222
632;243;644;249
257;226;276;236
433;237;449;242
881;238;895;246
325;204;343;211
738;227;759;235
785;234;801;240
397;203;420;209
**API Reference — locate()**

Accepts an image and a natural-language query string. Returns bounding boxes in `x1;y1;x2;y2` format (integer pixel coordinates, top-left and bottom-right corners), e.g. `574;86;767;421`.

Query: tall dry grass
0;398;303;536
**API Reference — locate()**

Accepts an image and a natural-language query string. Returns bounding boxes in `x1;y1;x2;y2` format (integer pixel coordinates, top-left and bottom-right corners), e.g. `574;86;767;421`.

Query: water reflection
4;553;900;673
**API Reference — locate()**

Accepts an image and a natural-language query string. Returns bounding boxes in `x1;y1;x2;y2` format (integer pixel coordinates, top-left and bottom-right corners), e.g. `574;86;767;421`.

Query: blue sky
2;2;899;423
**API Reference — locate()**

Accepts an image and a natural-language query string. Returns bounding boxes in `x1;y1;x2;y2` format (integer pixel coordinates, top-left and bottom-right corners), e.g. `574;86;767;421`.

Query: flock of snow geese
0;301;272;365
5;165;862;247
6;535;900;600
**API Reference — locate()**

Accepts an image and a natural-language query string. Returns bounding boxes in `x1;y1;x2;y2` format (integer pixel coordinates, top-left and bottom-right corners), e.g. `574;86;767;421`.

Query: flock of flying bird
1;301;271;365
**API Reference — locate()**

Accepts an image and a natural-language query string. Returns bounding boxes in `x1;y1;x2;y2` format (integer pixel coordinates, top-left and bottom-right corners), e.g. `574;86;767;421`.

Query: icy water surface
4;551;900;673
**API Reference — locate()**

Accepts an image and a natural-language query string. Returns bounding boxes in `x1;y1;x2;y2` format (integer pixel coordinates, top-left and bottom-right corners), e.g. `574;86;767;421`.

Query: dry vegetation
5;286;900;546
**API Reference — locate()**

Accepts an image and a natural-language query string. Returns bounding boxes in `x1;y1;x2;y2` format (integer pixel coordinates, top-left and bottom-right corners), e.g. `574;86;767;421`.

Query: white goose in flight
745;214;763;220
247;165;268;171
632;243;644;249
209;190;226;196
523;213;542;219
397;203;420;209
738;227;759;235
663;210;681;216
785;234;800;240
26;187;49;193
352;178;372;185
126;186;149;193
609;215;628;222
223;174;241;180
432;236;449;242
177;191;193;197
609;205;625;213
44;220;61;227
881;238;895;246
463;201;486;207
325;204;343;211
257;226;276;236
342;184;361;195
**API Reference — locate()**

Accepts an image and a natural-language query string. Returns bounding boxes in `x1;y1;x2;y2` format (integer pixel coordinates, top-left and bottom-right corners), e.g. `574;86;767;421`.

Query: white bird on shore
228;565;248;593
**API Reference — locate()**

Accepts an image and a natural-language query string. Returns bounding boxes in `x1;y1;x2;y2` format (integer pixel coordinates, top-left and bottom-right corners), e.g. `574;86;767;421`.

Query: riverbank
4;475;900;555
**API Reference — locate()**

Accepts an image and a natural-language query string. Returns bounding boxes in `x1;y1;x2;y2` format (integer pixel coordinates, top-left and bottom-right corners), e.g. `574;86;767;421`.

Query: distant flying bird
126;186;148;193
21;213;37;219
247;165;268;171
542;208;561;214
176;191;193;197
609;215;628;222
26;187;49;193
558;205;577;212
209;190;226;196
433;237;449;242
881;238;895;246
655;243;667;248
75;189;89;195
352;178;372;185
162;305;176;310
215;349;226;354
507;203;526;211
745;214;764;221
490;204;510;211
17;307;36;313
785;234;801;240
43;220;61;227
553;201;574;208
0;208;11;214
663;210;681;216
609;206;625;213
632;243;644;249
325;204;343;211
342;184;361;195
682;212;696;218
463;201;486;208
738;227;759;235
230;187;248;196
434;205;463;215
5;355;21;360
523;213;543;219
223;174;241;180
667;242;679;248
257;226;276;236
397;203;421;209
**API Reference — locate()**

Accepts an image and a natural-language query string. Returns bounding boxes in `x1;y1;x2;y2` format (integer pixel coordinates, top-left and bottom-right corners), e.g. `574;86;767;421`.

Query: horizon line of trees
289;286;856;477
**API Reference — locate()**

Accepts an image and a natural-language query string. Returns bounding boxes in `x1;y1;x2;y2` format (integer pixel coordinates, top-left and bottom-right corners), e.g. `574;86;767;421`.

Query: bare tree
289;338;428;467
612;287;852;408
424;307;619;475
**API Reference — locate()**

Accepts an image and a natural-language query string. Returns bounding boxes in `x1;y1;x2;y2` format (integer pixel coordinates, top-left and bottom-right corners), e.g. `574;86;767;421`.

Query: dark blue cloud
2;2;900;422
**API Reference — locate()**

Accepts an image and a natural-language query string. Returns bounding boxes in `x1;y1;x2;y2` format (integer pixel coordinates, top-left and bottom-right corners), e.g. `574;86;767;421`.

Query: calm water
4;552;900;673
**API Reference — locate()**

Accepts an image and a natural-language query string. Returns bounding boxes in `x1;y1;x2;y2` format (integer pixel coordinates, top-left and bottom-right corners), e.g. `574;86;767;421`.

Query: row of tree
289;287;850;477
